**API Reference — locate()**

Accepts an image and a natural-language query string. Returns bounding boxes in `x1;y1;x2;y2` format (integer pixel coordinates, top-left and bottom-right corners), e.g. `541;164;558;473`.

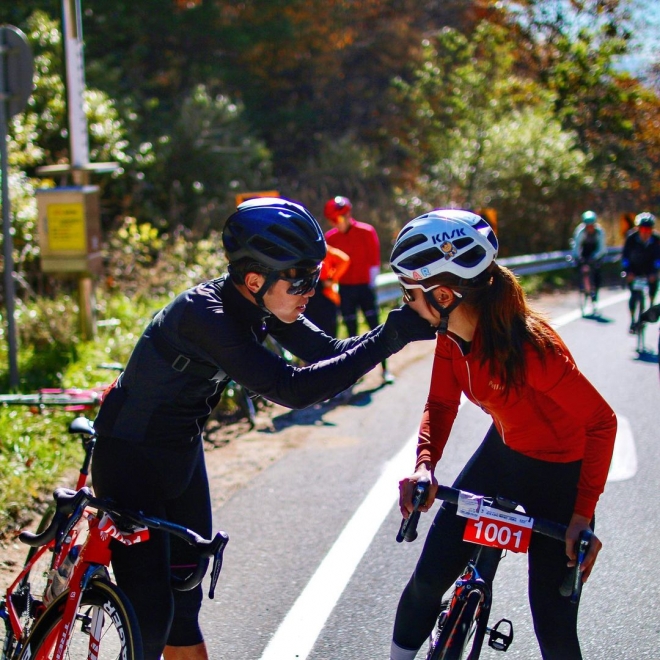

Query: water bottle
44;544;80;603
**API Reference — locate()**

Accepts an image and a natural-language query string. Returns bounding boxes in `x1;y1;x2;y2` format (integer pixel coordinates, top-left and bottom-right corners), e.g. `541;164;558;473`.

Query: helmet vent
453;245;486;268
391;233;427;261
398;246;446;271
452;237;472;250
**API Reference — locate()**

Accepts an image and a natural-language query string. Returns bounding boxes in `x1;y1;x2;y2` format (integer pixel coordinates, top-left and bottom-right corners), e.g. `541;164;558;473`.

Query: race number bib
461;500;533;553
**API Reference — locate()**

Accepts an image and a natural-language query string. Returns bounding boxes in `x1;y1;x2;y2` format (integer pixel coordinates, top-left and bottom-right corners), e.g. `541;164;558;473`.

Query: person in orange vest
304;244;351;337
324;195;394;384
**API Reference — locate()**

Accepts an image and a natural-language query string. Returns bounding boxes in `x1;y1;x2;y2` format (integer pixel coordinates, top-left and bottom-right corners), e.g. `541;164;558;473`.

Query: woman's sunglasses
398;277;441;303
398;277;463;305
280;266;322;296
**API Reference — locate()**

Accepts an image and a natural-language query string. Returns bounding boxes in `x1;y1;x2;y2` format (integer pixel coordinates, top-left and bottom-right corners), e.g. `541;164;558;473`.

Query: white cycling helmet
391;209;498;282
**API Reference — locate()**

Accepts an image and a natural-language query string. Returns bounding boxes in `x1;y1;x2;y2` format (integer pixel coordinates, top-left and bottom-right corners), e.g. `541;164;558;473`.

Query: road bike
0;364;123;415
1;484;229;660
397;483;591;660
0;417;229;659
629;276;650;353
576;259;599;317
0;416;97;655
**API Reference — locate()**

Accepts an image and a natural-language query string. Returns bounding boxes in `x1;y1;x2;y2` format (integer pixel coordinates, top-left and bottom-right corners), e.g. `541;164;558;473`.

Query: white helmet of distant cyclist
390;209;498;282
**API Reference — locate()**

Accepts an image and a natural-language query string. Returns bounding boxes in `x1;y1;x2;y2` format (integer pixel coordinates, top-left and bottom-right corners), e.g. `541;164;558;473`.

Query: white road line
259;289;634;660
550;290;628;329
259;434;416;660
608;415;638;482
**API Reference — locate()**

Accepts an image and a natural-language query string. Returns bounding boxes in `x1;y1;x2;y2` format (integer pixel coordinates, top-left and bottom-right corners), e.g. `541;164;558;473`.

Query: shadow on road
266;382;391;432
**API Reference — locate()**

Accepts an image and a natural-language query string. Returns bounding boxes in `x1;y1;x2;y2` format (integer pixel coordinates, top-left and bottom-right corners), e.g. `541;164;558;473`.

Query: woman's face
399;280;448;327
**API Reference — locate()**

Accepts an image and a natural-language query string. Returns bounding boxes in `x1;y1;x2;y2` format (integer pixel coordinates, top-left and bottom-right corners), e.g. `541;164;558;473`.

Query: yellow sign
47;203;87;251
234;190;280;206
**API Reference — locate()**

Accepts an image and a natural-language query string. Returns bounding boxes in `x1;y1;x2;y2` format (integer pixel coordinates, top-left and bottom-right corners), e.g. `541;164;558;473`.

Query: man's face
333;214;351;233
259;266;321;323
262;278;315;323
639;226;653;240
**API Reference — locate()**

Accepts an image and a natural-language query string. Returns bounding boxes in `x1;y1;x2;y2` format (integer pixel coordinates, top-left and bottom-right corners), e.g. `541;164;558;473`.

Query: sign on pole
0;25;34;388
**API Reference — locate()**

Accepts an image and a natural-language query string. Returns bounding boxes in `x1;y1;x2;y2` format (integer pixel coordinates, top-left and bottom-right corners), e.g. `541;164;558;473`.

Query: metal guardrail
375;246;622;306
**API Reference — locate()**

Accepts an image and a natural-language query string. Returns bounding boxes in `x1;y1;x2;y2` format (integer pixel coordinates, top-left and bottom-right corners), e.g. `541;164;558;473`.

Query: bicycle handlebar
19;487;229;598
396;481;429;543
396;483;591;603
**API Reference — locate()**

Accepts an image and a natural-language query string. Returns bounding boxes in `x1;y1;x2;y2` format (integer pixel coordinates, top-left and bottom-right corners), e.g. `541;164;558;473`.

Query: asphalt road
200;286;660;659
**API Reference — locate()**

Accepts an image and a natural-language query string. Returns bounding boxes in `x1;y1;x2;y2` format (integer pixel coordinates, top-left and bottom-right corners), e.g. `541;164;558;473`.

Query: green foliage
0;407;84;535
388;23;592;252
149;85;275;232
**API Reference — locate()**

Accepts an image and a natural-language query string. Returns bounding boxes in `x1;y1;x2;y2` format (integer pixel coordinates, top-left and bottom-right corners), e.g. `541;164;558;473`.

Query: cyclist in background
621;212;660;332
92;197;438;660
571;210;607;303
388;209;616;660
324;195;395;384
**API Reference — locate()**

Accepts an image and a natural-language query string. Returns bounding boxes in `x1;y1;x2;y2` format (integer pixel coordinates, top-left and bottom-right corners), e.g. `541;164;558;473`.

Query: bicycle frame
10;487;228;660
398;483;590;660
1;423;95;654
33;510;144;660
630;277;649;352
577;261;598;317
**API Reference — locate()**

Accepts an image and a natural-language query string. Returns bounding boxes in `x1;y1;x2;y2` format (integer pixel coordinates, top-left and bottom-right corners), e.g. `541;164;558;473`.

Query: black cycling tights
393;426;586;660
92;436;212;660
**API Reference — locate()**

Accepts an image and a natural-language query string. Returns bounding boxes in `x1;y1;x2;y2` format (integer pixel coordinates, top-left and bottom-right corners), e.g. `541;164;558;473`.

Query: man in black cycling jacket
92;197;437;660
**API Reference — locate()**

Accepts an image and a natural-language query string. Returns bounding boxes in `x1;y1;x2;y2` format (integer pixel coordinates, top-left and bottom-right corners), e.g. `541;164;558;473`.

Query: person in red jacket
388;209;616;660
324;196;394;384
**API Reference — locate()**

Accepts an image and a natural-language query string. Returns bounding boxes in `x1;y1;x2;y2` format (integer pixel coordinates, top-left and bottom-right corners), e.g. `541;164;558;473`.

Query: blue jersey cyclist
92;197;437;660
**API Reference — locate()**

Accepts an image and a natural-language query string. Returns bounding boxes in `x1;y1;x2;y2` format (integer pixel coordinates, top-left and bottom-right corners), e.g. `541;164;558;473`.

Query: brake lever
208;531;229;599
570;530;591;604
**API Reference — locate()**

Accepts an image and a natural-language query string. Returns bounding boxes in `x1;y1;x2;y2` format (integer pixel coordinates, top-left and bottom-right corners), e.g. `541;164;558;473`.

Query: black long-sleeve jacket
95;274;428;446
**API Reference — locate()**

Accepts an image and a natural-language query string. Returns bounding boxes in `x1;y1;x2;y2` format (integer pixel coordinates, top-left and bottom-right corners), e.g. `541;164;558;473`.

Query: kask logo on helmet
431;227;467;243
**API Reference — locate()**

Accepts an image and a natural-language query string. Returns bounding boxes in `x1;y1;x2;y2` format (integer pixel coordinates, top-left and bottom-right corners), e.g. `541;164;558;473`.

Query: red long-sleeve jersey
325;219;380;285
416;328;616;519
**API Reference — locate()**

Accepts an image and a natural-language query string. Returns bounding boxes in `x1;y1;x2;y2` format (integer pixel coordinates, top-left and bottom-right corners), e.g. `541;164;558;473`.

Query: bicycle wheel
579;289;589;317
428;589;482;660
1;605;18;660
17;579;143;660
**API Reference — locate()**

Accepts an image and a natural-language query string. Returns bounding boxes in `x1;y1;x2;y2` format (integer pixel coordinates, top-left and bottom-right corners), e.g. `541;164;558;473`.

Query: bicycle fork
465;550;514;658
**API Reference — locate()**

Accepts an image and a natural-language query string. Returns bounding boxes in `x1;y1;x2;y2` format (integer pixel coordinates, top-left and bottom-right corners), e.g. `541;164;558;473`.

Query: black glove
381;304;438;353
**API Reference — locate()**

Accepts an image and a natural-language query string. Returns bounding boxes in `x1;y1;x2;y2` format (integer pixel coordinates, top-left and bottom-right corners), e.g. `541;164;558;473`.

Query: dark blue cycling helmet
223;197;326;271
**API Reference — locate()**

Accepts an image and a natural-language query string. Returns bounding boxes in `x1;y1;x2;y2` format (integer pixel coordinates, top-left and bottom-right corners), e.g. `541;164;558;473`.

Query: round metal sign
1;25;34;118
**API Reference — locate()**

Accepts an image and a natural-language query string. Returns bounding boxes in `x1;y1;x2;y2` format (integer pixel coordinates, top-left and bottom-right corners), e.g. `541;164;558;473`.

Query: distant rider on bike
621;212;660;332
571;210;607;302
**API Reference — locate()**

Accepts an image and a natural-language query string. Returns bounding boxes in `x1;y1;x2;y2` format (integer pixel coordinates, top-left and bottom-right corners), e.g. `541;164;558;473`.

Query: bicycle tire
17;579;143;660
1;608;18;660
428;589;482;660
630;289;646;351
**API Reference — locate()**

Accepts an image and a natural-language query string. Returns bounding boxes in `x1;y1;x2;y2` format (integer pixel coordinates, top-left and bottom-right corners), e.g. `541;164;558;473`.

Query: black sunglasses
280;266;321;296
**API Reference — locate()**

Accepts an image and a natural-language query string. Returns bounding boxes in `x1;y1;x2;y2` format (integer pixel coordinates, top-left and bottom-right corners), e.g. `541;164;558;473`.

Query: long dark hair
435;263;566;390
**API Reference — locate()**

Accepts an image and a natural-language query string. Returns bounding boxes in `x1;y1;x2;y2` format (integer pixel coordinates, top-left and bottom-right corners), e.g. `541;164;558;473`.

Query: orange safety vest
320;246;350;306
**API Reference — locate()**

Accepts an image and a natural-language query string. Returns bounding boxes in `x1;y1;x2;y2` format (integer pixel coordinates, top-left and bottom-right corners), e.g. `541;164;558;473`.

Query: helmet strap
252;270;279;313
424;290;463;335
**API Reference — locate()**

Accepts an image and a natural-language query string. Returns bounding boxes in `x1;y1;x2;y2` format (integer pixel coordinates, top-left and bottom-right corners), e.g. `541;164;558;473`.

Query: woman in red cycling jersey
388;209;616;660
